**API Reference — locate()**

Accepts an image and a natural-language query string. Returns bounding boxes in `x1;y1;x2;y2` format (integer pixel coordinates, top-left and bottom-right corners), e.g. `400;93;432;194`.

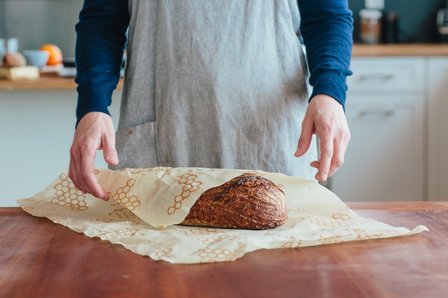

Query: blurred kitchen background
350;0;448;43
1;0;447;58
0;0;82;60
1;0;448;206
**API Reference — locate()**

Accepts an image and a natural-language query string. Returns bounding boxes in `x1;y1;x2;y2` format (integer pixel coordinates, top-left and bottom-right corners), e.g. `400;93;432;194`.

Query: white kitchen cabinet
1;56;447;206
348;58;425;93
428;58;448;201
330;58;425;202
0;91;121;207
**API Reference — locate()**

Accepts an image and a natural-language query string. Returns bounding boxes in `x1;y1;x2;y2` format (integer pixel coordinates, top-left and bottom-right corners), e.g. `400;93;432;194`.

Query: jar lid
360;9;382;20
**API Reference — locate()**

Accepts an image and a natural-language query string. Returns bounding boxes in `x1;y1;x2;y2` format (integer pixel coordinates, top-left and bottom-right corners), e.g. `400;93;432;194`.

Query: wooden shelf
353;44;448;57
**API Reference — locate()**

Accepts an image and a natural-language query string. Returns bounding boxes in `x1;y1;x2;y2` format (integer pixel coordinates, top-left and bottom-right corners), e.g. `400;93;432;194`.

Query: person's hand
69;112;119;200
294;94;350;182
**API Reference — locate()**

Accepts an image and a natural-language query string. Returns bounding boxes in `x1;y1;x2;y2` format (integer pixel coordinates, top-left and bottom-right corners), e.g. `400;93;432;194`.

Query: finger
316;136;333;181
295;115;314;157
69;156;82;191
79;148;107;200
80;152;106;200
102;133;119;166
69;146;86;193
328;139;344;177
310;161;320;169
77;149;92;194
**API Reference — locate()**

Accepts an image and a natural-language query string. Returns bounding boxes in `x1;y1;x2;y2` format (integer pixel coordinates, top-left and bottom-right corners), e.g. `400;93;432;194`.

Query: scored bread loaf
181;173;287;230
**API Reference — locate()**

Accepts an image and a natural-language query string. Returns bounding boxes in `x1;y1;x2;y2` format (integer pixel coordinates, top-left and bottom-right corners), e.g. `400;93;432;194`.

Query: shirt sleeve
74;0;130;126
298;0;353;108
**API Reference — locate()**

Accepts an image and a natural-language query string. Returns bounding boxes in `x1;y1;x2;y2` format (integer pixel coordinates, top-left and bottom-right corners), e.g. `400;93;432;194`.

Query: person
69;0;353;201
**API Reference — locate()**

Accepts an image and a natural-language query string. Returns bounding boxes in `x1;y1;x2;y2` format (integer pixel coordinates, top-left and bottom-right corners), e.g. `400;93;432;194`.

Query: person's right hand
69;112;119;200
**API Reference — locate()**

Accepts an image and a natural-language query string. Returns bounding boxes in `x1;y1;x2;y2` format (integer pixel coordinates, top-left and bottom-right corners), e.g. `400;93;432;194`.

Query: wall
1;0;447;51
0;0;82;59
349;0;446;43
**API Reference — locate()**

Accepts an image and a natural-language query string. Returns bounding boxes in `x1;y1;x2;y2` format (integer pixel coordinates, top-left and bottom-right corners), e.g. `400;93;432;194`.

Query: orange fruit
40;44;63;66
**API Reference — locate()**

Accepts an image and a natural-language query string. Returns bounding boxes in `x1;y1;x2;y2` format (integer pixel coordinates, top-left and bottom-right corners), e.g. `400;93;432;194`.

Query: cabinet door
428;58;448;201
348;57;425;93
330;95;424;202
0;91;122;207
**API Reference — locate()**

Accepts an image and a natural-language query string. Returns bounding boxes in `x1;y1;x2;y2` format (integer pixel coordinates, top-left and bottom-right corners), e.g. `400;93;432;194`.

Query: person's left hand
294;94;350;182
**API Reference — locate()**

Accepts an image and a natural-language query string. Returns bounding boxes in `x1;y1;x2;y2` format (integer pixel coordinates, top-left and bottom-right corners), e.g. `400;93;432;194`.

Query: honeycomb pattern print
108;179;140;211
95;217;114;223
306;215;351;228
331;212;352;221
98;227;138;241
316;234;342;244
128;168;152;174
167;173;202;215
196;248;233;262
183;227;220;236
281;239;303;248
109;207;142;225
52;173;87;211
154;248;173;259
197;234;241;245
353;229;390;240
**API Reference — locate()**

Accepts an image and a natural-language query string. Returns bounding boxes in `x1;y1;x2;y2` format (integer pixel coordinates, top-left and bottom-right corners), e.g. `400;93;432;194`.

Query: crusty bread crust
181;174;287;230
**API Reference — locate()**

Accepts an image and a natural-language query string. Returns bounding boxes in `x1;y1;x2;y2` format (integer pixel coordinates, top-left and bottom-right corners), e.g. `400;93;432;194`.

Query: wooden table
1;202;447;298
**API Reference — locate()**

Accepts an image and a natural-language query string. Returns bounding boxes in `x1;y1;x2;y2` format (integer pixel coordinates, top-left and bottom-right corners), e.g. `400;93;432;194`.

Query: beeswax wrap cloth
17;167;427;264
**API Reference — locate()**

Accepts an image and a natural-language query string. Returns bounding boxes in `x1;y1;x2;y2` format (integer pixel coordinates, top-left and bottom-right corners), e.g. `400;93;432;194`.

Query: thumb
102;133;119;166
295;116;313;157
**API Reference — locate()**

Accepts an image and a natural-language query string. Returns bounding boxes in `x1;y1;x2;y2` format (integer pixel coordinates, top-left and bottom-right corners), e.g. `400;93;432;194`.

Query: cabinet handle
358;110;395;118
357;74;395;81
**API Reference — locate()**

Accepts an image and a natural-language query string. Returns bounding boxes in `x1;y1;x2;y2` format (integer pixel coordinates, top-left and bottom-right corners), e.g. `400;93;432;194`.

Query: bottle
6;37;19;53
0;39;6;66
382;12;400;44
359;9;383;44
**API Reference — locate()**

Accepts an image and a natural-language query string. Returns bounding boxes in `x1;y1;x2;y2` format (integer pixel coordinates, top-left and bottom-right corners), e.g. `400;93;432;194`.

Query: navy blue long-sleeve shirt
75;0;353;125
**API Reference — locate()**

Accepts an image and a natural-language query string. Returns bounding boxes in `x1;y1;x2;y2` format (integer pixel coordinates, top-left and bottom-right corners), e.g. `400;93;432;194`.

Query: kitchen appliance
438;2;448;43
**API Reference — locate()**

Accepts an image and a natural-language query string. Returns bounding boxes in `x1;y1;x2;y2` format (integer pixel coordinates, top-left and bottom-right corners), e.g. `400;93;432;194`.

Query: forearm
75;0;129;126
298;0;353;107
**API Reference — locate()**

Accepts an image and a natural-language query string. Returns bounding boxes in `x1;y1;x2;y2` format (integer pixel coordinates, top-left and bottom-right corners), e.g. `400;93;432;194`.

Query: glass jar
6;37;19;53
359;9;383;44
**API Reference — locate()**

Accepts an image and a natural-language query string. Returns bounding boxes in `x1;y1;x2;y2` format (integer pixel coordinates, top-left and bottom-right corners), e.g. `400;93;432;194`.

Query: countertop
353;44;448;57
0;44;447;92
0;73;124;91
1;201;447;298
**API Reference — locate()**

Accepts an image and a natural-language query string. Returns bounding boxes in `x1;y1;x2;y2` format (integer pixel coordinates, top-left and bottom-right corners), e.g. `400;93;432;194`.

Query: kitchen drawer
348;57;425;93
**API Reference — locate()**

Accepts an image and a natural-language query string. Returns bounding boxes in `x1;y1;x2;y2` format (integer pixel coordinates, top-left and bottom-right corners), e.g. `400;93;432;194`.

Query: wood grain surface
352;44;448;57
0;73;123;91
1;202;447;298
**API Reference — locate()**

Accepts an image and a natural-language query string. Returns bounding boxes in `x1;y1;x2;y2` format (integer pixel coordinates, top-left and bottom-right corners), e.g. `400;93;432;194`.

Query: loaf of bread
2;53;26;67
181;174;287;230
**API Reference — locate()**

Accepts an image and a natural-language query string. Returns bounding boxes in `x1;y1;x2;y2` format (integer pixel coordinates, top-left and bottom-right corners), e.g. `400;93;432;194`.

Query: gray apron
114;0;318;180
